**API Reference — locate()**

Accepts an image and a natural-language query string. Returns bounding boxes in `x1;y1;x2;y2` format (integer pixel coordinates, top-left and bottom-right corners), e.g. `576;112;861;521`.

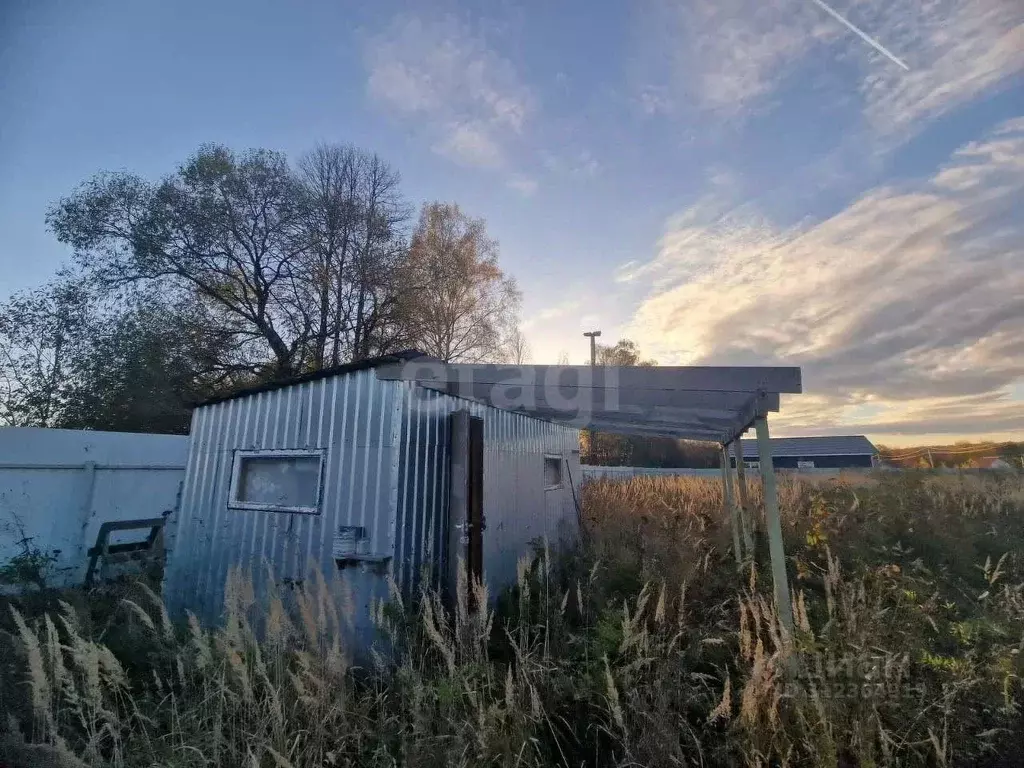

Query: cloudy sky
1;0;1022;444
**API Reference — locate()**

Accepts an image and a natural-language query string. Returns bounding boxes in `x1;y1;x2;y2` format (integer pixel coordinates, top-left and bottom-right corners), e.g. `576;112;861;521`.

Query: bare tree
48;145;308;376
50;143;415;378
296;144;360;367
0;279;91;426
594;338;657;367
398;202;521;362
295;145;409;367
581;338;656;465
345;153;410;361
503;327;532;365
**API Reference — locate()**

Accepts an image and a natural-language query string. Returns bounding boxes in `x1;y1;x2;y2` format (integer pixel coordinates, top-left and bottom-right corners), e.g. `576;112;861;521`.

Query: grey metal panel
376;361;803;393
376;360;801;442
739;435;877;458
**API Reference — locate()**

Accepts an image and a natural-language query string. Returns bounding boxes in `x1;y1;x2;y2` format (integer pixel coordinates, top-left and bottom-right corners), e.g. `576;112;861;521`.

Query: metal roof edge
193;349;436;407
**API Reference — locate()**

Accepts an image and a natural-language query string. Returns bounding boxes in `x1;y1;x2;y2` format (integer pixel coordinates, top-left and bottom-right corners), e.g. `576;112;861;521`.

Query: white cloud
635;0;840;117
523;299;582;329
365;58;441;114
365;14;533;170
624;117;1024;438
638;85;673;116
636;0;1023;140
507;175;539;196
542;148;602;178
613;260;641;283
433;122;505;169
856;0;1024;140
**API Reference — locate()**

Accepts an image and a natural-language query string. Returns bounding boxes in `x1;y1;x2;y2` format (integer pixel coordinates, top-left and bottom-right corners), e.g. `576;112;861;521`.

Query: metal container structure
164;360;580;641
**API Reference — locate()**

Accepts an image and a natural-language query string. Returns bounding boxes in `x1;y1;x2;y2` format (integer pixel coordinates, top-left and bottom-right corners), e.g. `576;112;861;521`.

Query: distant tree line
877;442;1024;469
0;144;522;434
578;339;720;468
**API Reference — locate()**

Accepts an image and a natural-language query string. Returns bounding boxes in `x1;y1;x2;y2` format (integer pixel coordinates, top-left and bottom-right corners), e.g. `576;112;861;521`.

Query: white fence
580;465;874;481
580;466;1021;482
0;427;188;587
581;466;721;480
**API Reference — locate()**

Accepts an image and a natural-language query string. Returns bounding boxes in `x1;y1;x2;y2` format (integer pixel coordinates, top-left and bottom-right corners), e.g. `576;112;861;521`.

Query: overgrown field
2;472;1024;767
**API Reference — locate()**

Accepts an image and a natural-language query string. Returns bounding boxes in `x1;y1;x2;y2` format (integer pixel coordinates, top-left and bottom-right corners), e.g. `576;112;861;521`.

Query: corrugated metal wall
393;384;580;597
164;369;404;627
165;369;581;634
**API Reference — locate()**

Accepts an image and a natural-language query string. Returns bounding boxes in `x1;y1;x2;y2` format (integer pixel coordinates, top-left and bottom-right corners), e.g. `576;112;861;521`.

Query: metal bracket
454;516;486;533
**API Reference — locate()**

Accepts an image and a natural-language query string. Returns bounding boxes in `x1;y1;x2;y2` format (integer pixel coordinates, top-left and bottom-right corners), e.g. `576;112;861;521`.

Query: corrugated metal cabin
163;351;581;638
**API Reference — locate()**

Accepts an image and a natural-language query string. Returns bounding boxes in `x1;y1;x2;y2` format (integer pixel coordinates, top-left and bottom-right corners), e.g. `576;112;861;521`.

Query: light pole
582;330;602;465
583;330;602;367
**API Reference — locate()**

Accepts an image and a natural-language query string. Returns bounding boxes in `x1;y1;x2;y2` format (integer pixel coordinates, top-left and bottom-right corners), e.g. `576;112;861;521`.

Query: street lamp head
583;330;602;338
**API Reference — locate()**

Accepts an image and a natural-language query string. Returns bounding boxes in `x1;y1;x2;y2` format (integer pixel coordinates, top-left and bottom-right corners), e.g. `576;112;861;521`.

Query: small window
745;460;760;470
229;450;323;513
544;455;563;490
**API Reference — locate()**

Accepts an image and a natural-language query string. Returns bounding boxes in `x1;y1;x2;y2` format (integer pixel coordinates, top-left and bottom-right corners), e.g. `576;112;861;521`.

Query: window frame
228;449;326;514
543;454;564;491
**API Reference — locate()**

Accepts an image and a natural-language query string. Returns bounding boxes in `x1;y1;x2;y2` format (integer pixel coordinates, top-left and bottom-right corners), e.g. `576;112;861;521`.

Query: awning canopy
375;360;802;444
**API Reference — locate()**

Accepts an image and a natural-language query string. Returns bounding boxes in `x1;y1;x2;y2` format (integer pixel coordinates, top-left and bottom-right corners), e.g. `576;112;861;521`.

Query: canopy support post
720;443;742;563
732;440;754;556
755;415;793;636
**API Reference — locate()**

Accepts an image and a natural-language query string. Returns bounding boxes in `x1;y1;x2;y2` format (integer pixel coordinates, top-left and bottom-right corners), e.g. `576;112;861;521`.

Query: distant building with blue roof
732;435;877;470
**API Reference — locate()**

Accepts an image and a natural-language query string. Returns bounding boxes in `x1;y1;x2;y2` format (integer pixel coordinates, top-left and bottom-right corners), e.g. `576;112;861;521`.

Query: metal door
466;416;484;587
447;411;485;607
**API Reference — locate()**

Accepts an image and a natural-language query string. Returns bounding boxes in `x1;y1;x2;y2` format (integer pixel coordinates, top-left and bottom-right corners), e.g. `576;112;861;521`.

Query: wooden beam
518;409;738;440
421;380;781;413
567;420;727;441
519;403;744;429
377;361;803;394
733;440;755;554
721;445;742;564
417;384;779;442
755;415;794;637
723;391;779;443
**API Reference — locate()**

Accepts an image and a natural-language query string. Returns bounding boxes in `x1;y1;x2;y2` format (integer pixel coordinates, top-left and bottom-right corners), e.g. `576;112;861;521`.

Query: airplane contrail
810;0;910;71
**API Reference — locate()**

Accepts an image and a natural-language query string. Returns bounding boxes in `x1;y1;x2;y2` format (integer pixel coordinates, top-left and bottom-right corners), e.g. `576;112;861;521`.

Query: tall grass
2;472;1023;766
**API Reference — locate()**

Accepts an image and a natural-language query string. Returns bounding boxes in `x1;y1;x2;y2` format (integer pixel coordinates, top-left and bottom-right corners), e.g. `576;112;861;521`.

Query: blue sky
1;0;1022;445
